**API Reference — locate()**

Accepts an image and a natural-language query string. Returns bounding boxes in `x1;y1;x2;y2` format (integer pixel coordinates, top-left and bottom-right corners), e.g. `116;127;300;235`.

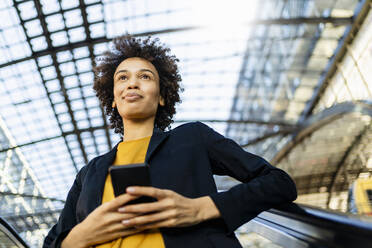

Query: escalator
244;203;372;248
1;204;372;247
0;217;29;248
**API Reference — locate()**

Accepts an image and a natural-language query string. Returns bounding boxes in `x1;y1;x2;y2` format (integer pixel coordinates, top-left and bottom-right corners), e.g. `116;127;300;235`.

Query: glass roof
0;0;256;202
0;0;371;247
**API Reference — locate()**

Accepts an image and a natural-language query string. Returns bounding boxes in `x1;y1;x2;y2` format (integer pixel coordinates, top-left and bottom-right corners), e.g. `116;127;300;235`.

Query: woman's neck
122;117;155;141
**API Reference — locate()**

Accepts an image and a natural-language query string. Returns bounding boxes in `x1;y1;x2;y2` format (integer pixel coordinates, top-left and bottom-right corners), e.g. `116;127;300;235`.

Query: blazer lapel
91;144;118;208
145;127;169;163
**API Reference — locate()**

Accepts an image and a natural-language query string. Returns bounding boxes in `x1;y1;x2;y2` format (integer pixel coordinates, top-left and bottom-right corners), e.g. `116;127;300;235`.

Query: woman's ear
159;96;165;106
112;101;116;108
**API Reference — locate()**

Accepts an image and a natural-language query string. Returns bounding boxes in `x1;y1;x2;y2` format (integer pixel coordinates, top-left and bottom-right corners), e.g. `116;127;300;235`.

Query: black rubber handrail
248;203;372;248
0;217;29;248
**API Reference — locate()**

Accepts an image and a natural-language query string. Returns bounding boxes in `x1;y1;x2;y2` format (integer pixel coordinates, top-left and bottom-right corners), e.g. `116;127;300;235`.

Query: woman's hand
61;193;145;248
118;186;221;230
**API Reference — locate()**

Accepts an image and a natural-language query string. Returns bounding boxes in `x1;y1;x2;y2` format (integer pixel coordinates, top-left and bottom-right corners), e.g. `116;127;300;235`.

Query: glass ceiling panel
226;0;360;149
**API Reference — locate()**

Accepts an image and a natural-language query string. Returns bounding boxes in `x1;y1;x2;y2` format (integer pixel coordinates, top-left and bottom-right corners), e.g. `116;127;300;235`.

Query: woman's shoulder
170;121;209;133
166;121;216;145
73;152;110;185
77;155;101;174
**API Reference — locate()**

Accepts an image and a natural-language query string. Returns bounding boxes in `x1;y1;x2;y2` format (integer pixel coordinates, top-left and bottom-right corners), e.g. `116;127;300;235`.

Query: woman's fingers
117;212;139;222
122;209;177;227
71;194;150;247
93;223;144;244
106;186;170;212
121;186;179;215
131;217;182;230
104;193;141;211
105;221;140;233
112;187;206;231
90;211;139;230
126;186;172;199
118;197;175;214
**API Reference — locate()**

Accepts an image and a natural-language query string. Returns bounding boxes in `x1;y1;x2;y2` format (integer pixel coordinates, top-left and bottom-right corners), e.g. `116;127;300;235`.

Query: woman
43;35;297;248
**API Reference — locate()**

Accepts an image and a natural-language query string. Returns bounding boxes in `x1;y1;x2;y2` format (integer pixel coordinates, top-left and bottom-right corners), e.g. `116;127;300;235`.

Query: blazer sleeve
195;122;297;234
43;165;88;248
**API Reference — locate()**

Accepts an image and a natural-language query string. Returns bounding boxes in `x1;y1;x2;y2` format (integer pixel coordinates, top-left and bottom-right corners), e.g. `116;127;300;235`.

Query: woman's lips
124;93;142;101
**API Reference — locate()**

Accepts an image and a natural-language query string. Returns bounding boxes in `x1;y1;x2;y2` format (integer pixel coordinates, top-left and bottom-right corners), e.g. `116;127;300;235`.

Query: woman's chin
122;113;155;122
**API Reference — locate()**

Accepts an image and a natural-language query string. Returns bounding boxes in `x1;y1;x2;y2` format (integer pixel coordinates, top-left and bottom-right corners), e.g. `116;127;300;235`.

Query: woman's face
112;57;164;122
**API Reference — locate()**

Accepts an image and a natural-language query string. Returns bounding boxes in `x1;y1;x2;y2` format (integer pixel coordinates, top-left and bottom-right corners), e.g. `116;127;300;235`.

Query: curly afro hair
93;35;183;135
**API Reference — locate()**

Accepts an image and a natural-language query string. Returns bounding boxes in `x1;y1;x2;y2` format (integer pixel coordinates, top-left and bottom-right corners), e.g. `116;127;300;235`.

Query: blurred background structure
0;0;371;247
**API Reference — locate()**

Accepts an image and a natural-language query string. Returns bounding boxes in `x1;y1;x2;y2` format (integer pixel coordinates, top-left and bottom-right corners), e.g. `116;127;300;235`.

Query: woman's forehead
116;57;157;73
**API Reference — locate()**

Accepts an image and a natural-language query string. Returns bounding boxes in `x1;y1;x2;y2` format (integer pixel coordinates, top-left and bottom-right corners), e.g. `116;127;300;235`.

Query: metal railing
0;217;29;248
246;203;372;248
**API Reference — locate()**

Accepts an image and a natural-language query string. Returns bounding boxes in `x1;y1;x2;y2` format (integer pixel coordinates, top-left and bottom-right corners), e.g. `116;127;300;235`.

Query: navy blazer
43;122;297;248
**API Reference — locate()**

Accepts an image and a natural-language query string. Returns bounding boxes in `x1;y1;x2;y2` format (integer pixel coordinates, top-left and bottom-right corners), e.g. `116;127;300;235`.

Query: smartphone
109;163;155;204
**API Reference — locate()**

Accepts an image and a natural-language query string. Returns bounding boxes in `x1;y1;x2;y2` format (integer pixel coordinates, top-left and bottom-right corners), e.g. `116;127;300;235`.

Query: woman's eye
141;74;151;80
119;75;127;80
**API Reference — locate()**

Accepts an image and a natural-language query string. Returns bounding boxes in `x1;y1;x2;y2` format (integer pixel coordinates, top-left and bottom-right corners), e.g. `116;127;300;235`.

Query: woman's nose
127;78;139;89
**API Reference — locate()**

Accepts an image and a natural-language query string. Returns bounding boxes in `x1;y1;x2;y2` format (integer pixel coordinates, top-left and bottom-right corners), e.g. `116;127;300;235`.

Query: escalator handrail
268;203;372;235
0;217;29;248
250;203;372;248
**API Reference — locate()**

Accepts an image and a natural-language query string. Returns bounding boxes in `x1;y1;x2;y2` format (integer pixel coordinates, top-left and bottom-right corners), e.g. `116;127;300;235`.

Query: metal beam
326;124;370;207
227;21;269;135
241;129;296;147
293;167;367;195
3;209;62;220
177;119;297;127
227;2;289;136
0;125;107;153
300;0;371;122
74;0;104;155
271;101;372;165
12;0;79;173
78;0;112;150
0;28;191;69
0;191;65;203
0;16;353;69
32;0;89;165
248;16;352;25
0;118;299;153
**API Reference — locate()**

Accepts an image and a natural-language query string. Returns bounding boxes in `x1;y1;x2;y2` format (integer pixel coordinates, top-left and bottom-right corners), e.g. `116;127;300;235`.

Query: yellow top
95;136;165;248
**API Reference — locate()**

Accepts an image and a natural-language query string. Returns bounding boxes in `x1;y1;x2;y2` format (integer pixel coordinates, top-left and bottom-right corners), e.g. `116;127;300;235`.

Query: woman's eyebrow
114;69;156;77
114;69;128;76
138;69;156;76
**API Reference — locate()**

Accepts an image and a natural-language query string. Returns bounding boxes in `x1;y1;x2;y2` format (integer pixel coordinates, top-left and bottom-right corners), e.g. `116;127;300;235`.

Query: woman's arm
109;122;296;232
196;121;297;233
115;187;220;230
43;166;87;248
43;162;143;248
60;193;144;248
